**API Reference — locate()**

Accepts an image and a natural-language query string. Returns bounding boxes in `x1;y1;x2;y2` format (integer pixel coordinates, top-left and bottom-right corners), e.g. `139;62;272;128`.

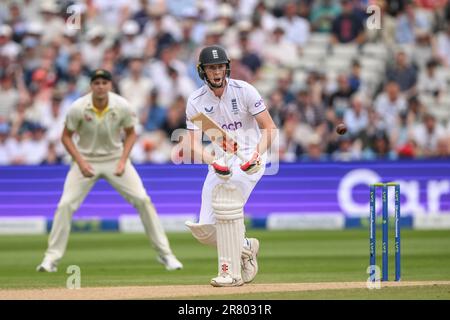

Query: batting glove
212;155;232;180
240;151;261;175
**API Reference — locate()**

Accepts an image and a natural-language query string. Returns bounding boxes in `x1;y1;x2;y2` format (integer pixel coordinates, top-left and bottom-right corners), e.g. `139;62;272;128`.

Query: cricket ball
336;123;347;135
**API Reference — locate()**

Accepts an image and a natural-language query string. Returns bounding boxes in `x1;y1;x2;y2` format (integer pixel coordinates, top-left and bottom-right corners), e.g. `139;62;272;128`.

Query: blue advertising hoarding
0;160;449;221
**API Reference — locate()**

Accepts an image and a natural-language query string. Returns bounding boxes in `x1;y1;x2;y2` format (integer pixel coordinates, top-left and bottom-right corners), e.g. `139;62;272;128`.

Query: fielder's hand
78;160;95;178
240;151;261;175
212;155;232;180
114;159;126;176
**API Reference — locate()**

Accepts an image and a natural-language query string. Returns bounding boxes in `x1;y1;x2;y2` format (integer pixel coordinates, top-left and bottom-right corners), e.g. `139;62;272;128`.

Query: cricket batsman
36;69;183;272
184;45;278;287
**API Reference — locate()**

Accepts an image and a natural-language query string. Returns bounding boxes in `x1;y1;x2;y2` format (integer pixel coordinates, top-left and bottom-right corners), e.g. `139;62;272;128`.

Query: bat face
190;112;239;156
190;112;233;141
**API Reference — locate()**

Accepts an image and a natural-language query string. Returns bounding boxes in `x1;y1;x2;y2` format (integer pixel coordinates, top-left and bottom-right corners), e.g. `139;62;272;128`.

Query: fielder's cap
90;69;112;82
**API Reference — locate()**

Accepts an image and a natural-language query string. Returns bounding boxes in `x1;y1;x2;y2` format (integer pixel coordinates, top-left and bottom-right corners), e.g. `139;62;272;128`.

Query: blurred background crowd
0;0;449;165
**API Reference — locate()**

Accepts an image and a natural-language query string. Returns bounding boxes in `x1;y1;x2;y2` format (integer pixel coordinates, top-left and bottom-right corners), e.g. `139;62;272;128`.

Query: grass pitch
0;229;449;299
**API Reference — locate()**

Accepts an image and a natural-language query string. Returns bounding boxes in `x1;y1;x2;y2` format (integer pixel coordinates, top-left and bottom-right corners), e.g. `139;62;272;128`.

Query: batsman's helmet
197;45;231;80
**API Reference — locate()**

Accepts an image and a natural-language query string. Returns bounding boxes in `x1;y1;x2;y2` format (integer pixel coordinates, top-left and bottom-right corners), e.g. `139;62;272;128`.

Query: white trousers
199;158;265;224
44;159;173;264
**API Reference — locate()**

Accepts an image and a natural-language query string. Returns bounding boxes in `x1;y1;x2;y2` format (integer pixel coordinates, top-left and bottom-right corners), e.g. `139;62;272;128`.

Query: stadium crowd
0;0;449;165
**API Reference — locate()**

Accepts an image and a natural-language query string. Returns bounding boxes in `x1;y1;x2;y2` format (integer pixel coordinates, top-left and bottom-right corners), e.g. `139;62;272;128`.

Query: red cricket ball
336;123;347;135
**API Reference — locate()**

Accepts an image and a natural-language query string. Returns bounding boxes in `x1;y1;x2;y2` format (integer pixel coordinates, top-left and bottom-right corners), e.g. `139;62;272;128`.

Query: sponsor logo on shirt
84;113;93;122
255;99;264;108
204;106;214;113
222;121;242;131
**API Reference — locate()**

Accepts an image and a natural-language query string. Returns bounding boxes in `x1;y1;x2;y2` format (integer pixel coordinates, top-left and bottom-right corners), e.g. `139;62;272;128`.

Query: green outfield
0;229;450;299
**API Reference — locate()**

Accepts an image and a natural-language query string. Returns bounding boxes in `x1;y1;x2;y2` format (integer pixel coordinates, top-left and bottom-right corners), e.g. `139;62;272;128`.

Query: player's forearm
257;126;278;156
62;134;85;165
120;130;137;162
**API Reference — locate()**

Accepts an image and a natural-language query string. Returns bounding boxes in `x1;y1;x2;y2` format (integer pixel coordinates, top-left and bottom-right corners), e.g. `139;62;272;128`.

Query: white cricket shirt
65;92;137;161
186;79;266;158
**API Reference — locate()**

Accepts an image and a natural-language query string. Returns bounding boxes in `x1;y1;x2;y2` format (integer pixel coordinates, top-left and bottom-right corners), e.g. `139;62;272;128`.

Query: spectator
328;73;355;116
228;47;253;83
406;95;425;125
385;50;418;97
300;133;328;161
390;110;415;155
412;112;447;157
38;1;65;45
5;2;27;43
120;20;148;61
119;57;154;114
0;122;11;165
141;89;167;132
348;59;362;92
42;141;63;165
310;0;341;33
344;94;369;137
278;112;310;162
239;31;263;77
26;123;48;165
161;96;186;138
363;130;398;160
0;24;21;60
263;26;299;68
268;89;289;128
295;89;327;135
90;0;130;37
147;43;189;107
168;65;197;102
41;90;66;158
374;81;407;133
0;71;19;122
434;136;450;158
80;25;109;70
418;59;447;99
434;24;450;67
331;0;366;45
411;30;434;69
279;2;310;48
276;72;296;105
395;0;432;44
331;135;361;161
252;1;278;33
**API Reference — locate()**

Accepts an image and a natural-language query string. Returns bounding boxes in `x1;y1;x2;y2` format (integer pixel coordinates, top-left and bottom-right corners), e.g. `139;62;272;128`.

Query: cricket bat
190;112;246;161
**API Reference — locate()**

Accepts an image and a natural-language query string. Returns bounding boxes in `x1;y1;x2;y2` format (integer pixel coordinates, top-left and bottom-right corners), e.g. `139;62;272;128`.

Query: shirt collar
86;92;116;112
205;79;229;99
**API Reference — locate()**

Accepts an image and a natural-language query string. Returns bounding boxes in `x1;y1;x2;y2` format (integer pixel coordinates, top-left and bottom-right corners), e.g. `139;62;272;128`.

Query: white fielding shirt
186;79;266;158
65;92;137;161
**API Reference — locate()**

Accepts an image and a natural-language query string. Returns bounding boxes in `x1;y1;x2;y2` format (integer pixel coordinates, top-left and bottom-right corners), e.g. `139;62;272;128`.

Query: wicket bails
369;182;401;282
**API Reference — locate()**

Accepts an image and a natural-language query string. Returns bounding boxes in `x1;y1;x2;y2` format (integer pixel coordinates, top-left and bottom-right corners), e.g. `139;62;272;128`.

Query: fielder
36;69;182;272
184;45;277;287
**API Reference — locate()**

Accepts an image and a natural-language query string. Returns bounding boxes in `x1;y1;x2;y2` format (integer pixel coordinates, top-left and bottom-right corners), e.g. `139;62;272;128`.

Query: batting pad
212;183;245;280
185;221;217;246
